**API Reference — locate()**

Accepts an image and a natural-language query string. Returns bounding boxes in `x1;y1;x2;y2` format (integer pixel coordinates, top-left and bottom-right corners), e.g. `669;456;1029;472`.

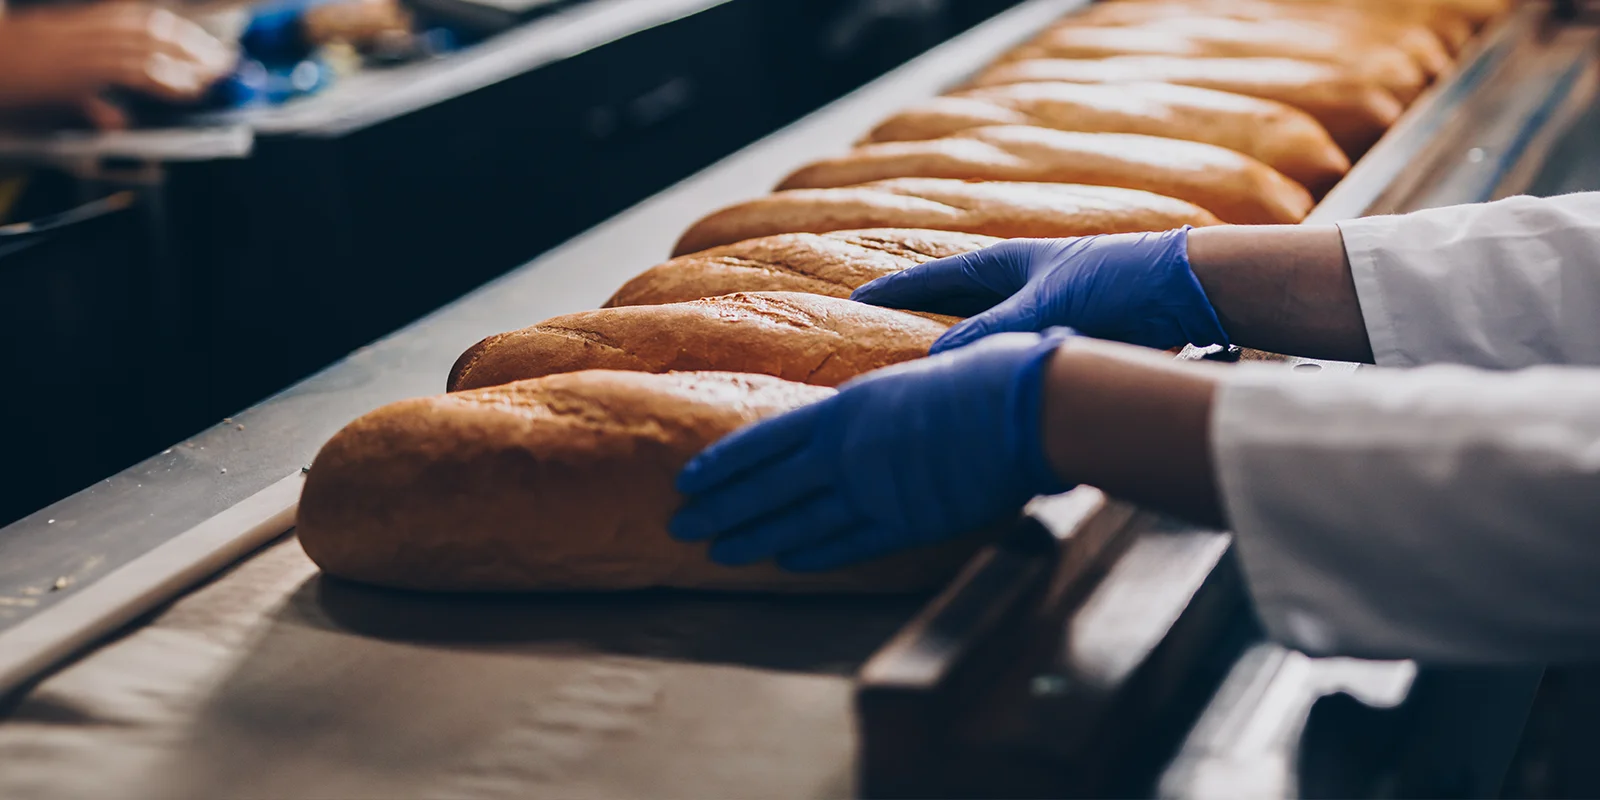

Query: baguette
780;126;1312;225
449;291;953;392
967;57;1403;156
864;82;1349;195
1004;20;1426;103
1241;0;1474;49
1072;1;1453;78
298;370;980;592
1298;0;1508;27
606;228;999;308
674;178;1221;256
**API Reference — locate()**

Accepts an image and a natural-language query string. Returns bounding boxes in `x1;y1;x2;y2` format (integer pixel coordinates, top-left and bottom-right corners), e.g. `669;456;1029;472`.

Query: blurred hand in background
0;3;234;129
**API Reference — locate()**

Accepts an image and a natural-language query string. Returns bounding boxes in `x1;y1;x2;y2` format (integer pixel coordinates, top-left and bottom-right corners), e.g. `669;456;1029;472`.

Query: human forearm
1040;339;1226;527
1186;224;1374;363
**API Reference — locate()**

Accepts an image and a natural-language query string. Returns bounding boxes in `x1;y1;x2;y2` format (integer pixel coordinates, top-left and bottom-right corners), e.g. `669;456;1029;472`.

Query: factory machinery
0;1;1597;796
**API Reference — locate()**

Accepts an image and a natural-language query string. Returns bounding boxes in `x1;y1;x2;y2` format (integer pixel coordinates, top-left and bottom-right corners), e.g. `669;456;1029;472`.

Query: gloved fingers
851;252;1005;317
677;402;826;495
929;290;1046;355
776;526;904;573
706;492;859;567
671;444;832;542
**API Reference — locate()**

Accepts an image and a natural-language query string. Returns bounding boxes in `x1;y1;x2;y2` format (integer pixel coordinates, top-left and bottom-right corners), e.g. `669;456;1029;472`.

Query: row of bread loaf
297;0;1509;593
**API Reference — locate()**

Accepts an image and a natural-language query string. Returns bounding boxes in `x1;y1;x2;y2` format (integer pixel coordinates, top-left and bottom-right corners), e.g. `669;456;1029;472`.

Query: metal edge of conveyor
247;0;738;136
1158;7;1600;800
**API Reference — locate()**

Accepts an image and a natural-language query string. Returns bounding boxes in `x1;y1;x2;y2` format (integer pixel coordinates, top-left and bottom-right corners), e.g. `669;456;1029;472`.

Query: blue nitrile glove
670;329;1075;572
851;227;1228;355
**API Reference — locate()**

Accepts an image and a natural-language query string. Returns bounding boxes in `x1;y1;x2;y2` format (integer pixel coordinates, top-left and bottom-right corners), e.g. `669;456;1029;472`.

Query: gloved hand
851;226;1228;355
671;329;1074;572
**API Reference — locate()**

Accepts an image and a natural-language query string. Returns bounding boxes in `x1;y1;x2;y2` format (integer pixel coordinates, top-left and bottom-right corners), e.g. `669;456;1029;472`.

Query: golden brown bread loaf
298;370;981;592
606;228;999;308
1240;0;1472;51
779;126;1313;225
967;57;1403;156
1305;0;1508;26
674;178;1221;256
1004;20;1427;103
449;291;953;392
863;82;1349;195
1072;0;1453;78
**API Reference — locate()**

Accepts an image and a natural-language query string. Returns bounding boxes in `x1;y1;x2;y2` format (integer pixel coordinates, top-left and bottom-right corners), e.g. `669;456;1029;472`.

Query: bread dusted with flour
606;228;999;308
449;291;954;392
780;126;1312;224
863;82;1349;195
674;178;1220;256
298;370;981;592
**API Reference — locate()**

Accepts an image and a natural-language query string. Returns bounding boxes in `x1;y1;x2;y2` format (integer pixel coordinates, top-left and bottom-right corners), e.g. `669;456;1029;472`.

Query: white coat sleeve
1337;192;1600;369
1214;363;1600;663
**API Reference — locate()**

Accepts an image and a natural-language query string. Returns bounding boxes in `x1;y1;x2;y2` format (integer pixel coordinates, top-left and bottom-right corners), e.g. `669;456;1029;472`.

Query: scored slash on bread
966;56;1404;157
862;82;1350;196
298;370;982;592
1004;19;1427;103
779;126;1313;225
673;178;1220;257
448;291;956;392
606;228;1000;308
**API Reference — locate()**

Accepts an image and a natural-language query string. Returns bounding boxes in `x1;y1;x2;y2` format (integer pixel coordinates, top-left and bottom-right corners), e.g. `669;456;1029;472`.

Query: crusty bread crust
967;56;1403;156
1002;20;1426;103
863;82;1349;196
298;370;981;592
1067;1;1453;76
607;228;999;308
780;126;1313;224
449;292;954;392
674;178;1220;256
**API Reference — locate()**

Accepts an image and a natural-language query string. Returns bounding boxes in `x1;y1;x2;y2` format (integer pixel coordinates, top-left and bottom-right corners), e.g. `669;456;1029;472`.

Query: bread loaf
674;178;1220;256
1004;20;1426;103
1241;0;1471;51
967;57;1403;156
606;228;999;308
1309;0;1507;26
449;291;952;392
780;126;1312;225
863;82;1349;195
298;370;980;592
1072;1;1453;78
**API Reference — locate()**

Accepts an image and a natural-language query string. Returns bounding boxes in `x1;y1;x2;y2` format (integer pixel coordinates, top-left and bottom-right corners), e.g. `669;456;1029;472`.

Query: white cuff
1337;215;1411;368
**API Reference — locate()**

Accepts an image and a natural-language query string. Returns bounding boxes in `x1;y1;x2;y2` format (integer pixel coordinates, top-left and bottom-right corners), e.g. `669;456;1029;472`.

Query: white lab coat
1212;192;1600;663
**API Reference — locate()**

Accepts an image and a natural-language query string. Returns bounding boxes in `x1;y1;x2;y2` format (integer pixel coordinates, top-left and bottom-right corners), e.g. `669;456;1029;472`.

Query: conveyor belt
0;0;1595;797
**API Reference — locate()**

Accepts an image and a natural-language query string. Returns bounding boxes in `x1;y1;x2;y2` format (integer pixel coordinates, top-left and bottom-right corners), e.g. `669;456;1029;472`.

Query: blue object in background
239;0;331;64
203;59;271;108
